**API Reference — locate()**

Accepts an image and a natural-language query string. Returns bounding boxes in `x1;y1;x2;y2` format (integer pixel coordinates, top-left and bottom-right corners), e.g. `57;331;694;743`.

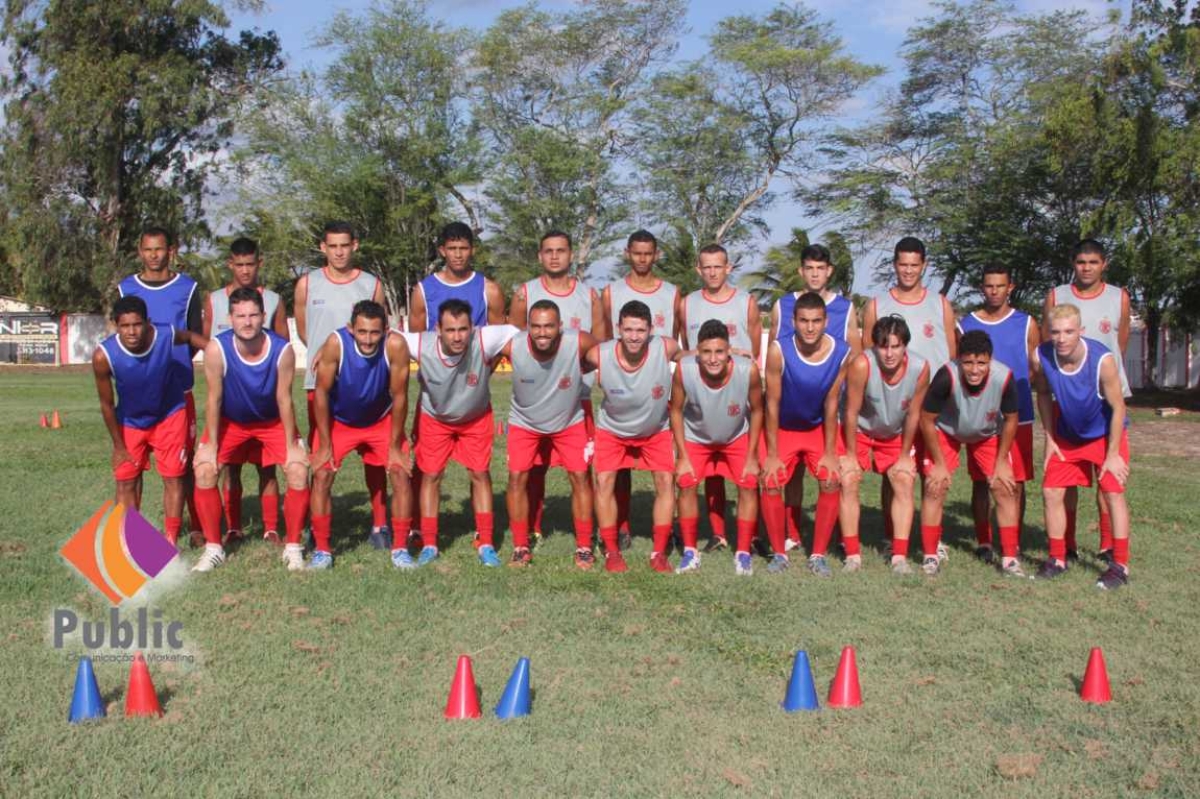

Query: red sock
811;491;840;556
679;517;700;550
974;515;992;547
893;536;910;557
761;491;786;555
616;476;631;534
1048;537;1066;563
1098;509;1113;552
186;491;201;533
1112;537;1129;567
705;477;726;540
224;485;243;531
164;516;182;545
599;524;618;552
510;518;530;549
573;518;592;549
785;504;803;544
475;512;495;547
529;467;547;533
390;516;411;549
195;486;224;545
843;534;861;557
365;465;387;528
736;518;757;554
283;488;309;545
920;525;942;559
998;525;1019;559
651;524;672;554
420;517;438;550
311;514;332;553
261;486;280;533
1064;507;1077;551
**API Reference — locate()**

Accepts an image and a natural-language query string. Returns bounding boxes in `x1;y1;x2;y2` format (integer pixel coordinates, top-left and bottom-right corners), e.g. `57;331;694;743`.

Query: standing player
1042;239;1131;562
118;226;204;544
760;292;850;575
917;330;1022;576
191;288;309;573
204;237;289;546
293;221;391;549
92;296;208;545
587;300;682;573
680;244;762;554
408;222;506;331
958;264;1038;563
1032;304;1131;589
670;320;763;575
500;300;598;568
309;301;413;570
840;316;930;574
396;300;519;567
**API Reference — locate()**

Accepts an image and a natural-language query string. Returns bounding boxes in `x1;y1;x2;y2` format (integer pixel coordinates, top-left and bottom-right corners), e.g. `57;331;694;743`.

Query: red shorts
1044;430;1130;494
1013;423;1034;481
922;429;1022;482
679;434;758;489
115;407;189;481
313;415;395;471
760;426;844;484
535;400;595;469
415;408;494;473
855;431;912;474
508;421;590;473
201;418;290;467
594;428;674;473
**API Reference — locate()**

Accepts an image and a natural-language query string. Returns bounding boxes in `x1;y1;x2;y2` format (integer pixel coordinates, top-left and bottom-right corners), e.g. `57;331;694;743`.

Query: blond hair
1049;303;1081;323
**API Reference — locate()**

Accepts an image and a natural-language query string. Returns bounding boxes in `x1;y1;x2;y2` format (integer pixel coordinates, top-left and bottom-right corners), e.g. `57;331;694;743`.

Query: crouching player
309;301;413;570
192;288;309;572
918;330;1023;576
840;315;930;574
670;320;763;575
1032;303;1131;589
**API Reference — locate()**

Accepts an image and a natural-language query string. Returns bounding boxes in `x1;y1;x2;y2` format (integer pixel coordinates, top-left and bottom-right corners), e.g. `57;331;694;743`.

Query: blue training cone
69;656;106;723
495;657;532;720
781;650;820;712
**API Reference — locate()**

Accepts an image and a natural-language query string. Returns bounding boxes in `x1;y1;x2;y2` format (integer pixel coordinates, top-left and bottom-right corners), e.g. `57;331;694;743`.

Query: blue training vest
218;329;289;424
118;273;198;390
100;325;186;429
329;327;392;427
1038;338;1124;443
777;293;852;344
419;272;488;331
958;310;1034;423
778;334;850;431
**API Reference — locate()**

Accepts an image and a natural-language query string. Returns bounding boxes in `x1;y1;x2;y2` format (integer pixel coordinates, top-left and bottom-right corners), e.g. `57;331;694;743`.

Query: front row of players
95;289;1132;588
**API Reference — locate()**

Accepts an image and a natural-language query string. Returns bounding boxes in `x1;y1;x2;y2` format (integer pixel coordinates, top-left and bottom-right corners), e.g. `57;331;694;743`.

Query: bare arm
841;354;868;450
202;293;214;338
310;334;340;470
92;349;127;457
745;361;764;476
769;302;781;340
901;364;931;455
1118;289;1131;355
407;283;426;332
819;361;846;483
508;283;528;330
294;275;309;344
1099;356;1128;465
589;287;607;342
668;367;691;479
173;327;208;351
844;302;862;358
275;346;305;466
671;287;683;341
600;286;615;339
942;296;958;361
761;344;784;486
1040;290;1054;342
386;334;412;475
196;340;224;466
860;298;877;353
747;295;763;361
485;278;506;325
272;300;290;339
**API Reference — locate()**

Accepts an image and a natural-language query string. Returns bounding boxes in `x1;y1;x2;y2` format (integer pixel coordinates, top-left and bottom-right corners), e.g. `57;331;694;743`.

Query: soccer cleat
1035;559;1067;580
509;547;532;568
604;550;628;573
574;548;595;570
974;545;995;566
1066;548;1079;563
649;552;673;574
222;528;244;548
1096;564;1129;591
391;549;416;570
891;557;913;576
676;549;700;573
368;526;391;551
921;556;940;576
191;544;226;573
618;531;633;552
282;543;305;572
262;530;281;545
703;536;728;553
735;552;754;576
1000;558;1026;578
766;554;790;574
936;542;949;563
306;550;334;570
784;537;801;553
1097;548;1113;566
842;556;862;574
807;554;832;578
416;546;439;567
478;545;502;568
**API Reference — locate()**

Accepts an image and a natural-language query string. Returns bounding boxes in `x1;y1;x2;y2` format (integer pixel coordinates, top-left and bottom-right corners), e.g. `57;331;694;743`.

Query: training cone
51;410;62;429
39;413;49;428
781;650;820;712
124;652;163;718
1080;647;1112;703
827;646;863;708
444;655;482;719
68;656;106;723
495;657;532;720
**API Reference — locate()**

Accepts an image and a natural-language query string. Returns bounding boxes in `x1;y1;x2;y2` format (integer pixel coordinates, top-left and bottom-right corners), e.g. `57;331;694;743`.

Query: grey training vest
680;355;753;445
1051;283;1129;396
508;333;586;434
935;360;1012;444
875;288;950;372
684;289;754;352
417;330;492;424
303;267;379;389
596;338;672;438
858;350;927;440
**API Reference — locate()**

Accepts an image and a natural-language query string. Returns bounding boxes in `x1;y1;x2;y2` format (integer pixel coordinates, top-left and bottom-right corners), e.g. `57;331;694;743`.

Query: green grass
2;368;1199;797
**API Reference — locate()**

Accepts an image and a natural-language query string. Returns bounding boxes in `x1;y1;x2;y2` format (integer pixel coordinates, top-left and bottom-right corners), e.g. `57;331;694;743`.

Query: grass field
2;367;1199;797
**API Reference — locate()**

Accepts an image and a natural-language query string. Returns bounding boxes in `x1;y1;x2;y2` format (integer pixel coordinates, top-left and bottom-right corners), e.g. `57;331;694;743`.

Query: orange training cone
51;410;62;429
1080;647;1112;703
827;646;863;708
39;413;49;428
444;655;482;719
124;652;163;717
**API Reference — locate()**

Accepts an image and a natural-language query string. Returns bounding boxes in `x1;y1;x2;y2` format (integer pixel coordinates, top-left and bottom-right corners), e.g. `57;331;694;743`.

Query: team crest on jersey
558;376;573;390
466;372;479;387
654;312;665;329
569;316;581;329
900;398;911;411
652;385;665;400
727;403;741;417
986;409;999;424
1099;318;1112;334
923;321;935;339
727;323;738;337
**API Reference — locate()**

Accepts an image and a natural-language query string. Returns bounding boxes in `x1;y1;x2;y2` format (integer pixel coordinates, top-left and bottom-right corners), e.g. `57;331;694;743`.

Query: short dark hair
894;236;926;261
698;243;727;259
529;299;561;319
139;226;175;247
792;291;827;317
351;300;386;325
111;295;148;323
872;314;911;347
323;220;356;241
982;263;1012;280
540;230;572;249
1072;238;1106;261
627;229;657;249
230;237;259;258
697;319;730;344
801;244;831;264
617;300;651;327
438;222;474;246
437;298;473;324
959;329;993;358
228;286;264;313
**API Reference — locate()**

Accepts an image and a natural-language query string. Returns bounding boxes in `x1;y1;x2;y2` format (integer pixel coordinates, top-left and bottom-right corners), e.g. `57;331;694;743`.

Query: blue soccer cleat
391;549;416;570
478;545;501;567
676;549;700;573
417;546;439;567
735;552;754;576
306;550;334;570
766;554;790;574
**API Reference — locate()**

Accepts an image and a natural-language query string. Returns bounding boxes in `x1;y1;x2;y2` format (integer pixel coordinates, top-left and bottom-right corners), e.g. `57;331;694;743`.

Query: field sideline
2;368;1199;797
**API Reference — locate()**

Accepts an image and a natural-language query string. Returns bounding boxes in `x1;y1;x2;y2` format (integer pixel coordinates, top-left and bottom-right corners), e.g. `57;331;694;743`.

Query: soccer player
958;264;1038;563
500;300;598;568
1032;304;1131;589
840;315;930;575
1042;239;1131;563
309;301;413;570
191;288;309;573
760;292;850;575
586;300;682;573
408;221;505;331
203;237;289;546
93;296;208;546
396;299;519;567
293;221;391;549
680;243;762;555
917;330;1022;577
670;320;763;575
118;226;204;544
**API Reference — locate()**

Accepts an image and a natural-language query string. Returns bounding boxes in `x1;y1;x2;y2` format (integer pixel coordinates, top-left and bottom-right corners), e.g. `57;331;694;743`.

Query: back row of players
95;222;1133;589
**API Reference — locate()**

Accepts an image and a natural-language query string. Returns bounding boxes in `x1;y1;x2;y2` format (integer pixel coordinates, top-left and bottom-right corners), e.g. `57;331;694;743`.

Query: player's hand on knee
989;462;1016;496
193;441;217;469
762;456;786;488
285;439;309;471
1043;434;1064;469
1099;454;1129;486
387;442;413;477
309;444;333;472
675;457;696;485
839;455;862;484
741;454;761;483
112;445;137;472
817;454;841;489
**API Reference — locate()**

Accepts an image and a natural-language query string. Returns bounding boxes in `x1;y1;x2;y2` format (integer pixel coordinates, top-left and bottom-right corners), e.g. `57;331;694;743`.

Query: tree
742;228;855;308
0;0;282;311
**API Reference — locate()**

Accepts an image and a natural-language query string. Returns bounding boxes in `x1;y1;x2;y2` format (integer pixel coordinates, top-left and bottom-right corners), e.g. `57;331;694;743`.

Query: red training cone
39;413;49;428
124;652;163;717
51;410;62;429
1080;647;1112;703
827;646;863;708
444;655;482;719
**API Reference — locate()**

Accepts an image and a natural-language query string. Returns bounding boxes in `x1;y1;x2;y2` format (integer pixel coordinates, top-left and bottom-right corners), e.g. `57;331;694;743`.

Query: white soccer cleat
282;543;305;572
191;543;226;573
